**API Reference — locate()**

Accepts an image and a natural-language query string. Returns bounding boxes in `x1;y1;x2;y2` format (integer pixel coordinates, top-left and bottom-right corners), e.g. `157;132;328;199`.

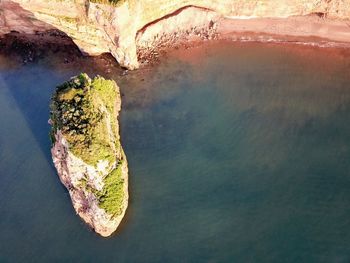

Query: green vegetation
95;160;125;216
77;159;126;217
50;73;120;167
50;73;126;217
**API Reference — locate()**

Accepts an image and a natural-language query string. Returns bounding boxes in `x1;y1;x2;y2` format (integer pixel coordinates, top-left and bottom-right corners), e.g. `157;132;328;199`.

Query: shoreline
136;14;350;65
2;0;350;69
1;14;350;68
219;15;350;44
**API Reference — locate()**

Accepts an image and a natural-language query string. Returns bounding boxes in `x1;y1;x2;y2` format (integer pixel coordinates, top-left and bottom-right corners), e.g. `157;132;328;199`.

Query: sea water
1;41;350;262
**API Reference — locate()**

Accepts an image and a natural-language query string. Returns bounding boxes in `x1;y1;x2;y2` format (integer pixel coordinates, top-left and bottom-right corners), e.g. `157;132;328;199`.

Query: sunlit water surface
1;42;350;262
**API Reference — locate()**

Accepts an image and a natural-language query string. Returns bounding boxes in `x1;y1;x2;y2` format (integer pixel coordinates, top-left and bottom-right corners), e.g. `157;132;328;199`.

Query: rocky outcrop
2;0;350;69
49;73;128;237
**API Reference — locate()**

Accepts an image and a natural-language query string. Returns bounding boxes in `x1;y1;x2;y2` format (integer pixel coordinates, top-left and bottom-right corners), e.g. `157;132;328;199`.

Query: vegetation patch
50;73;126;216
50;73;120;167
95;160;125;217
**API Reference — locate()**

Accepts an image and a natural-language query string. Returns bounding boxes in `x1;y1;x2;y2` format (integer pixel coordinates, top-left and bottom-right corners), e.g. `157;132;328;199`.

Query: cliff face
3;0;350;69
50;74;128;237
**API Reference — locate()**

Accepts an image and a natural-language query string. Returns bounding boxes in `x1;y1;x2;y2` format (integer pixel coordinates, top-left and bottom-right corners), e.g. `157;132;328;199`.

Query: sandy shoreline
137;14;350;65
219;15;350;46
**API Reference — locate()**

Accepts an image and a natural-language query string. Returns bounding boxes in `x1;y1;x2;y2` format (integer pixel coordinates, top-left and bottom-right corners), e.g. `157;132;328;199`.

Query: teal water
1;42;350;262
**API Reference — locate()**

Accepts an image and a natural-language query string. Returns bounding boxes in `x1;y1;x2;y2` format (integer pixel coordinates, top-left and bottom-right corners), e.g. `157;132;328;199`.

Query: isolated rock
49;73;128;237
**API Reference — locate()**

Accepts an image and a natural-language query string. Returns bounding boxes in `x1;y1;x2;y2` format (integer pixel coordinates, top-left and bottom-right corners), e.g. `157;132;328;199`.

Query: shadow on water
0;0;126;166
0;14;133;245
0;4;135;242
0;52;128;212
0;1;82;166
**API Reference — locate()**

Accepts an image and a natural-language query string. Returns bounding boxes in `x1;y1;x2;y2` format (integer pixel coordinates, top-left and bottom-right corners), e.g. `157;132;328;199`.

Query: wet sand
218;15;350;47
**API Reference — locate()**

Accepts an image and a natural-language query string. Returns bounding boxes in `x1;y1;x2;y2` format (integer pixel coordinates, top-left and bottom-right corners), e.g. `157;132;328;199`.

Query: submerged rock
49;73;128;237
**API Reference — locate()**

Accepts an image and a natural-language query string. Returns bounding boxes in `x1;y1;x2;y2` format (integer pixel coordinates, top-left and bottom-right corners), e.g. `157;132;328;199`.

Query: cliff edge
49;73;128;237
2;0;350;69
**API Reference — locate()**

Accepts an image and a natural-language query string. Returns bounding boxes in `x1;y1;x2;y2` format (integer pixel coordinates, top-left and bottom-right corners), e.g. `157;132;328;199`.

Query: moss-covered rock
50;73;128;237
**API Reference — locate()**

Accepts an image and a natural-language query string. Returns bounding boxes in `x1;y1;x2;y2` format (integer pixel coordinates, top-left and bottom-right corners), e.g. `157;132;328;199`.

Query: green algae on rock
49;73;128;237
